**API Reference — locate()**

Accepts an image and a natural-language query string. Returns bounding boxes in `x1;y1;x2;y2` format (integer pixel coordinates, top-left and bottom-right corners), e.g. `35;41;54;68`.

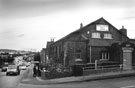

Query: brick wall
91;46;107;63
64;41;87;66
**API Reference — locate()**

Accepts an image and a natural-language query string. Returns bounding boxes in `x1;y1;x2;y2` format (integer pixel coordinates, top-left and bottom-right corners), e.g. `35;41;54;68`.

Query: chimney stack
120;25;127;36
80;23;83;29
51;38;54;42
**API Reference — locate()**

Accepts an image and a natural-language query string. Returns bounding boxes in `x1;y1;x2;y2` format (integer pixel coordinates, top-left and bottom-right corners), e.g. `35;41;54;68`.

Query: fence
83;65;135;76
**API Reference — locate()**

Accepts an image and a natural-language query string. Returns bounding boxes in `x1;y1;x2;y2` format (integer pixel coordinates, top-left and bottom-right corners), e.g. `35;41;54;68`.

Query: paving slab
21;70;135;85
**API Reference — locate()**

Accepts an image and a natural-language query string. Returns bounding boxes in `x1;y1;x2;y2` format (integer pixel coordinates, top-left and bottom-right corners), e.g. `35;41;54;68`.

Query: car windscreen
8;65;17;69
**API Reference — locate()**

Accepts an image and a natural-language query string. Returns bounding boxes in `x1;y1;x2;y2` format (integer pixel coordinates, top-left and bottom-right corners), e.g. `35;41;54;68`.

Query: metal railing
83;65;135;75
83;64;121;70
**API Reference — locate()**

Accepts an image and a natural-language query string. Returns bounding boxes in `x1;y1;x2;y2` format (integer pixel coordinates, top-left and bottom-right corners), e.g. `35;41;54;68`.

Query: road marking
120;85;135;88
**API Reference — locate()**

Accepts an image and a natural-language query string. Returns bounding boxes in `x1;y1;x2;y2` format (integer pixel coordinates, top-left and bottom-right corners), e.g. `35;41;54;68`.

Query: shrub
43;64;72;79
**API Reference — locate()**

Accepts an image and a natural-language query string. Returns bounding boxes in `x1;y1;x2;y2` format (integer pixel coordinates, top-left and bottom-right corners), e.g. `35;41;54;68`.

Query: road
0;68;27;88
1;66;135;88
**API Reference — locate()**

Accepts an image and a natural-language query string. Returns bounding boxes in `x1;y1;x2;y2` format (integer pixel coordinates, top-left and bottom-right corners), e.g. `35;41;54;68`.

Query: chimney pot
80;23;83;28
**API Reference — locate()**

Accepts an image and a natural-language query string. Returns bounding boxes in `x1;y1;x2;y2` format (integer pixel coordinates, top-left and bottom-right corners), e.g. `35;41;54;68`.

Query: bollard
95;60;98;70
120;64;123;73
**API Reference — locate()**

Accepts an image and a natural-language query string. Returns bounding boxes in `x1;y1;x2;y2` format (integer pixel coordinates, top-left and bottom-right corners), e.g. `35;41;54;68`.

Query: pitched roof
52;17;129;44
130;39;135;44
89;39;121;46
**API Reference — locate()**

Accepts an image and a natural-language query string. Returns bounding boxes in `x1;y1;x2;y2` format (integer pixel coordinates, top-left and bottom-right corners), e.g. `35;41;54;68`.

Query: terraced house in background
41;17;135;70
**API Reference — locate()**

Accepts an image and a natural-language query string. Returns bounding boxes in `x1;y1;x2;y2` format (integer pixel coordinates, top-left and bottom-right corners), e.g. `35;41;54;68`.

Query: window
87;31;90;34
75;50;81;58
92;32;101;38
76;54;81;58
96;24;109;31
104;33;112;39
100;51;110;60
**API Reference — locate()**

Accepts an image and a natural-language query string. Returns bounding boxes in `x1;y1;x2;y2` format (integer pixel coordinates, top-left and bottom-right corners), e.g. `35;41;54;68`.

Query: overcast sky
0;0;135;51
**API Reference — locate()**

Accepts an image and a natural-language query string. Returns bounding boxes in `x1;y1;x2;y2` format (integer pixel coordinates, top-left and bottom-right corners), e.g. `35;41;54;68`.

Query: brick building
43;17;135;69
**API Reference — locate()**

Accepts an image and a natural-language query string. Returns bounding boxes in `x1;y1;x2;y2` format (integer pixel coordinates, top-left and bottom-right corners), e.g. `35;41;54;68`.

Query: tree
34;52;41;62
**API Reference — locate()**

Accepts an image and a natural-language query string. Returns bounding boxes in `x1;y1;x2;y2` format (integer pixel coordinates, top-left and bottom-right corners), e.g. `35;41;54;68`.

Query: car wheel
6;73;8;76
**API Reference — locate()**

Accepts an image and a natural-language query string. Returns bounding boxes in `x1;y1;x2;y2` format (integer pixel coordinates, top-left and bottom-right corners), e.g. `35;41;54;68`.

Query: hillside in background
0;49;17;52
0;49;30;54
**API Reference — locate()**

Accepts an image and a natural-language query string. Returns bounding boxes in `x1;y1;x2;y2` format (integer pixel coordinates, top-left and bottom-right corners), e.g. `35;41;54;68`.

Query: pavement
21;70;135;85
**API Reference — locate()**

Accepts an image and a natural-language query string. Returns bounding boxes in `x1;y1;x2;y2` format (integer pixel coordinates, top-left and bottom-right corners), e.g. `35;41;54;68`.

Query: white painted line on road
120;85;135;88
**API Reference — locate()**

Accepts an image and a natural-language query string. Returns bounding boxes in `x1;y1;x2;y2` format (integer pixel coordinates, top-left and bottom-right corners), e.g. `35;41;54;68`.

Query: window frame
96;24;109;31
75;50;81;59
103;33;113;39
100;51;110;60
92;32;101;39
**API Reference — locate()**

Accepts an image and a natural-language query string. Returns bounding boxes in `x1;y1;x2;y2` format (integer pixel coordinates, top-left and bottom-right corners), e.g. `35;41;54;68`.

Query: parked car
6;65;20;76
1;65;8;72
19;65;27;70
